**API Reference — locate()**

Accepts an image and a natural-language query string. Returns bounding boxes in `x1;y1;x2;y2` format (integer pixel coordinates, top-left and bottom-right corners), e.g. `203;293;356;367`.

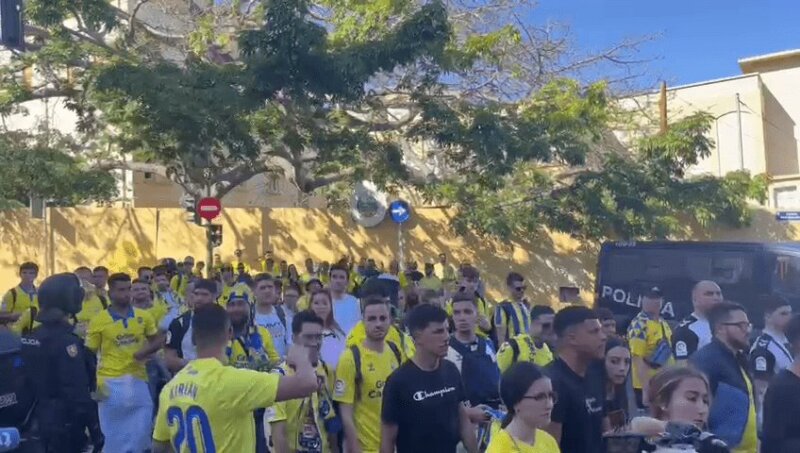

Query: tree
0;128;116;208
0;0;766;241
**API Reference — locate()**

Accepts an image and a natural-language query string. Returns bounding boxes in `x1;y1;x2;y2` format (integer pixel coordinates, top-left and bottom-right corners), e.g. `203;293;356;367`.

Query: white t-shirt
332;294;361;335
320;328;347;369
254;307;291;359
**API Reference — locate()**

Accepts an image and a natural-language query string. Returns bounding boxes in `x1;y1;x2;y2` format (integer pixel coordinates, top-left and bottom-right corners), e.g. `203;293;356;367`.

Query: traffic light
208;224;223;248
0;0;24;49
180;194;200;225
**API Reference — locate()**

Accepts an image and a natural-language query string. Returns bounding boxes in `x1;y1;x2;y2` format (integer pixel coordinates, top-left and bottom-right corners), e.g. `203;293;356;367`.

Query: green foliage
0;130;116;207
0;0;768;240
426;105;768;240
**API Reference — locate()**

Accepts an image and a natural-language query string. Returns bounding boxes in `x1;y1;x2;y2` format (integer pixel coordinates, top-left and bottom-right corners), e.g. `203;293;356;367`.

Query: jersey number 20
167;405;216;452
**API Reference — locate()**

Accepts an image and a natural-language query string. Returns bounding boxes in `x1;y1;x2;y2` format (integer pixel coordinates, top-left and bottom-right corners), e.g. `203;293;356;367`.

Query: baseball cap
644;286;663;298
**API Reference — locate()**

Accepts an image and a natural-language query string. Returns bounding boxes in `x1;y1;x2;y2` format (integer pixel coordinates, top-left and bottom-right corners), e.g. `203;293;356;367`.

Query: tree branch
303;169;356;192
127;0;155;40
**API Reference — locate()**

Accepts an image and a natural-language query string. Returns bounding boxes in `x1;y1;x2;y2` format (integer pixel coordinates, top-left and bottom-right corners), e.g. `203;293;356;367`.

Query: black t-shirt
762;369;800;453
382;359;466;453
545;358;606;453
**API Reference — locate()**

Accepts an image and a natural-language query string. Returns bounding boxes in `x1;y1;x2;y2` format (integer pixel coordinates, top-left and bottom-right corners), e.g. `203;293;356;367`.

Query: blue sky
531;0;800;87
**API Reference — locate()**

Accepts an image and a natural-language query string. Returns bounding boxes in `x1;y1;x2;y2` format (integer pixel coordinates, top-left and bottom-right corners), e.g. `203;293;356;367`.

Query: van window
605;252;643;281
686;252;752;284
604;248;752;284
773;255;800;294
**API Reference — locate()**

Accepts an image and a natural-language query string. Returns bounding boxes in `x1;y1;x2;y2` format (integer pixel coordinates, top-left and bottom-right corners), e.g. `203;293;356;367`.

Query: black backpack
0;331;35;428
351;342;402;402
449;337;500;407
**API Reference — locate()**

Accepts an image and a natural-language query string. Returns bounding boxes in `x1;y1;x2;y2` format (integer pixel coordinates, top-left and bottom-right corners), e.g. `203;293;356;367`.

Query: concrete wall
0;208;598;304
620;74;766;178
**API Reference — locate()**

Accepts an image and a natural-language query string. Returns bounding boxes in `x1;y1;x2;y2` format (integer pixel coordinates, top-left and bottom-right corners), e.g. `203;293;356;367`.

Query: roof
739;49;800;74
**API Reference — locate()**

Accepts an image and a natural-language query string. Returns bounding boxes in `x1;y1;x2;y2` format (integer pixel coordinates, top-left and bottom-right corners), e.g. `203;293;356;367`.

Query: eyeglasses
722;321;752;331
514;285;527;292
523;391;558;404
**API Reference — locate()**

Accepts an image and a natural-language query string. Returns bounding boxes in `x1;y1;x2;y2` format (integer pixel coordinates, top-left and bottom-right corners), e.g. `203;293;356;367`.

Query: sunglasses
514;285;527;292
540;322;553;330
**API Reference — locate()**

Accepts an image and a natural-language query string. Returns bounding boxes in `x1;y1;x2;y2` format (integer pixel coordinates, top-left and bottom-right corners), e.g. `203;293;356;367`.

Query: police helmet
37;273;85;322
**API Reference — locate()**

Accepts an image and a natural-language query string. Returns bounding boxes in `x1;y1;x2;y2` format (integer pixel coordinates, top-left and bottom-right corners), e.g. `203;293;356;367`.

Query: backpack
507;335;547;365
449;337;500;407
350;342;402;402
275;305;287;330
0;331;35;428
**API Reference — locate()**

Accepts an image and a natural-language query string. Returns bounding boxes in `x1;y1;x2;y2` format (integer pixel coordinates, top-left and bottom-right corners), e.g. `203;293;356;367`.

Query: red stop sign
197;197;222;221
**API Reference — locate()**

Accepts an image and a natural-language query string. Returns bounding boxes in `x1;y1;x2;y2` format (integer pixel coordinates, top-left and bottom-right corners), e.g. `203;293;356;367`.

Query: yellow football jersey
266;362;336;452
486;428;561;453
333;345;402;452
1;286;37;315
153;358;281;453
85;307;157;381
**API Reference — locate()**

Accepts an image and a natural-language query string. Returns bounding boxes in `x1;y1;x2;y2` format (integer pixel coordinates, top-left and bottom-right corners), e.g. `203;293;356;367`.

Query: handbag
647;322;672;368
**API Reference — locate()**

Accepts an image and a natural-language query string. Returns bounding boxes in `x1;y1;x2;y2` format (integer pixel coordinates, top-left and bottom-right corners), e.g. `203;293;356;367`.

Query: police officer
21;273;104;453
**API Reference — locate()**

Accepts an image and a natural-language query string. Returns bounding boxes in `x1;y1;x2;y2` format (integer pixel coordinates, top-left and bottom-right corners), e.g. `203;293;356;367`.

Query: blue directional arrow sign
389;200;411;224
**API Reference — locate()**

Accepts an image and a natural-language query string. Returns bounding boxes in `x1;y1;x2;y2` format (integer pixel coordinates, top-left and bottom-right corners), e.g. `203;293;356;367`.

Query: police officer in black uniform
21;273;104;453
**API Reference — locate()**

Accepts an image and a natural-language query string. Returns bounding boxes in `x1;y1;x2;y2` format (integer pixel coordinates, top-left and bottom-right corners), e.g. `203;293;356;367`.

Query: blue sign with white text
776;211;800;221
389;200;411;224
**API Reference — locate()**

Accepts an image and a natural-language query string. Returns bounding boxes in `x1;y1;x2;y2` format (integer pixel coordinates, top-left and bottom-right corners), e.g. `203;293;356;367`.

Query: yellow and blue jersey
153;357;281;452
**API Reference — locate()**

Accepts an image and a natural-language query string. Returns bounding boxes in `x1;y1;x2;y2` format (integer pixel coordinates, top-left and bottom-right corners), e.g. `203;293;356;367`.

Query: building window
774;186;799;209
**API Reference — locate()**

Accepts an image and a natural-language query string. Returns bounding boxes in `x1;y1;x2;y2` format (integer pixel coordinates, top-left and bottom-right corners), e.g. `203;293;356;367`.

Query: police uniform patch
66;344;78;358
334;379;346;396
137;317;143;324
755;356;767;372
675;341;688;358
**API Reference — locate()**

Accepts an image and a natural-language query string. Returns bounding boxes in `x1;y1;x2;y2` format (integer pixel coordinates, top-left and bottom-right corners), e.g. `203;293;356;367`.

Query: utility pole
735;93;745;170
205;184;214;278
659;81;668;134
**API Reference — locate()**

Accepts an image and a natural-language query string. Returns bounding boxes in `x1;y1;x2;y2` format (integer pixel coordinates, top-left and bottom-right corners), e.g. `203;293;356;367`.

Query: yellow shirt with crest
153;357;281;453
85;307;157;382
333;344;403;453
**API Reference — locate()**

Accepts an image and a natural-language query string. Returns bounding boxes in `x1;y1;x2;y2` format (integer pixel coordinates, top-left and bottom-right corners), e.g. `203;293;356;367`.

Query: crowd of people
0;251;799;452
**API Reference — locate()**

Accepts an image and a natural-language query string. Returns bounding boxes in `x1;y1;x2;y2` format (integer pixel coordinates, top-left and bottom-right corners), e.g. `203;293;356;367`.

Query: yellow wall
3;207;799;306
0;207;597;304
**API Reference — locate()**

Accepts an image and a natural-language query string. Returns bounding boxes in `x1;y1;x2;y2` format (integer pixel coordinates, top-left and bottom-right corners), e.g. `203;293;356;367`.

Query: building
621;49;800;210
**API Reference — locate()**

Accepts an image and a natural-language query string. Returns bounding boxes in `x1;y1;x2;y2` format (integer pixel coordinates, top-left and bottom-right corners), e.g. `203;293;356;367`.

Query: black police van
595;241;800;329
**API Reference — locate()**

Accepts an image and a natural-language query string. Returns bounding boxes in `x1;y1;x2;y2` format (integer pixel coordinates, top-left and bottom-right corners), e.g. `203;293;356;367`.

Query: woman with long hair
604;337;632;431
647;366;711;429
622;366;729;453
286;264;300;286
486;362;560;452
309;289;347;368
